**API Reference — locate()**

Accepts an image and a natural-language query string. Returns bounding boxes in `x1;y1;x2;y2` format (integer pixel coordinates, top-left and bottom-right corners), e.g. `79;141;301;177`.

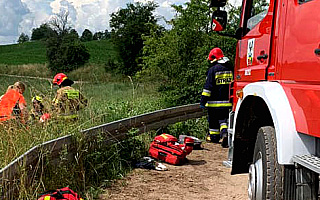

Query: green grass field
0;39;207;199
84;39;118;65
0;75;163;168
0;41;47;65
0;74;166;199
0;73;207;199
0;39;116;65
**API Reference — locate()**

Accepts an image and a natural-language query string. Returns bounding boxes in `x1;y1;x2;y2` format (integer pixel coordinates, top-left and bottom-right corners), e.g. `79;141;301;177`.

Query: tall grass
0;63;125;83
0;75;162;169
0;68;207;199
0;73;166;199
0;64;51;78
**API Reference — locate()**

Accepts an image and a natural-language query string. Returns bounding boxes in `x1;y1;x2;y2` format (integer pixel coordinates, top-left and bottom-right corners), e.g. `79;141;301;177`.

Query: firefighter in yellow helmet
52;73;87;120
30;95;51;123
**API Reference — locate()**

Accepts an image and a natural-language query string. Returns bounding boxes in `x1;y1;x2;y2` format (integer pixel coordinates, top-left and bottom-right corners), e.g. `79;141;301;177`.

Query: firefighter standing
200;48;233;148
52;73;87;120
0;81;28;124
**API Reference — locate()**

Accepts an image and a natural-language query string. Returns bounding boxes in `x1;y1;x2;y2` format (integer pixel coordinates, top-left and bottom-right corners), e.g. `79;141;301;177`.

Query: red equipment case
37;187;83;200
149;133;194;165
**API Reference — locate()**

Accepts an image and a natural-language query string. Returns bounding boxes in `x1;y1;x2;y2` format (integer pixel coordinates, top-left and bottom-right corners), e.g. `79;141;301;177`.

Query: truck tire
248;126;295;200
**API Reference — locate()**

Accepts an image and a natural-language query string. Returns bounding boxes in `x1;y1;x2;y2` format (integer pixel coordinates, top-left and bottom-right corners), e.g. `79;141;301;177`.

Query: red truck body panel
280;0;320;136
234;0;320;137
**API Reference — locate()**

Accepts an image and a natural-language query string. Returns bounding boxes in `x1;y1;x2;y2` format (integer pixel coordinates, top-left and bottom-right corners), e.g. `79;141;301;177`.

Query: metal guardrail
0;103;205;199
0;135;76;199
81;103;205;142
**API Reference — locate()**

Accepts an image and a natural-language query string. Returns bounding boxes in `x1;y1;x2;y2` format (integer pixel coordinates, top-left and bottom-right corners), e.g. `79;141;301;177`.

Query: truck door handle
315;48;320;55
257;54;268;60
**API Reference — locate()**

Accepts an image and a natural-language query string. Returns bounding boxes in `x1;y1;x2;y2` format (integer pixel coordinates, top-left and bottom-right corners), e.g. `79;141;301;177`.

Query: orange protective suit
0;89;27;123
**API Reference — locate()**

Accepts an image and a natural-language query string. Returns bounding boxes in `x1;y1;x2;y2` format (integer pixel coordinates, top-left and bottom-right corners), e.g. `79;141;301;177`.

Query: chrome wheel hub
248;152;263;200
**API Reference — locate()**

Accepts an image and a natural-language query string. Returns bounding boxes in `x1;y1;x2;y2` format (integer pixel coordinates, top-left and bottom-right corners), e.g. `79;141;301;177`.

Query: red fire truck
210;0;320;199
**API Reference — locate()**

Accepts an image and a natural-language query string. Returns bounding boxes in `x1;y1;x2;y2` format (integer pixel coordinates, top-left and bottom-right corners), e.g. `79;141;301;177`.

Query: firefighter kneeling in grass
0;81;28;125
200;47;233;148
52;73;87;120
30;95;51;123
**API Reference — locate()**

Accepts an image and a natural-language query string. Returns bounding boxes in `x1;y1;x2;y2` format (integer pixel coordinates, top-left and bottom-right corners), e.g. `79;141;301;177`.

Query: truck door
281;0;320;136
236;0;275;82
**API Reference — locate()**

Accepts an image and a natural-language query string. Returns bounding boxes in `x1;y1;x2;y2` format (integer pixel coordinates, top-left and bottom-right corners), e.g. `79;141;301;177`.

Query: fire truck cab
210;0;320;199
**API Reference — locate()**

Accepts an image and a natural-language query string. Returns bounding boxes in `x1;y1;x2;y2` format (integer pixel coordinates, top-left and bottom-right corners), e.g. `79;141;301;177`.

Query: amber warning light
236;89;244;99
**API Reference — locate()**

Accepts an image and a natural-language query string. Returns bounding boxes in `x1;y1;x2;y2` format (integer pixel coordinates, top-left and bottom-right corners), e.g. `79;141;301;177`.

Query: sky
0;0;188;45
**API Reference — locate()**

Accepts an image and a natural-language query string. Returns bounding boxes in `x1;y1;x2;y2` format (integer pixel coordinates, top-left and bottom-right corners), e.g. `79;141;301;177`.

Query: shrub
140;0;237;106
46;11;90;73
110;2;162;76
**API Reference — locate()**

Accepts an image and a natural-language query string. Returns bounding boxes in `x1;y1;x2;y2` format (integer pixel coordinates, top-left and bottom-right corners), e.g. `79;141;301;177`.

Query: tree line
17;0;241;106
108;0;240;106
18;26;111;43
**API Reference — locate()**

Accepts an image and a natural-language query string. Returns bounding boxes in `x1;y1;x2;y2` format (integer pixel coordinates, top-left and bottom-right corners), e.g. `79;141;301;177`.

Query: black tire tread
255;126;287;200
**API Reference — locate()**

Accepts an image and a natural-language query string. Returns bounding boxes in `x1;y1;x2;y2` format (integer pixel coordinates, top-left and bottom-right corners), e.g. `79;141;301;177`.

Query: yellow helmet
32;95;43;102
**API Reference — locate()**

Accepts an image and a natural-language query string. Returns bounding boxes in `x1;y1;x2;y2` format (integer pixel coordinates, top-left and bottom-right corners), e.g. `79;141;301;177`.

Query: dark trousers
207;107;230;142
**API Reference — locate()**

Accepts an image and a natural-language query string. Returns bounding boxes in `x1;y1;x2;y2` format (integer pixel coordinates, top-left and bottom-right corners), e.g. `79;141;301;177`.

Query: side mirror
235;27;243;40
211;10;227;32
210;0;227;7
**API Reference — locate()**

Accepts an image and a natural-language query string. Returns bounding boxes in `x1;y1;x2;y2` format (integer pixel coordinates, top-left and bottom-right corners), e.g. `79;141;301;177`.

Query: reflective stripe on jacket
53;86;87;118
200;61;233;108
205;101;232;108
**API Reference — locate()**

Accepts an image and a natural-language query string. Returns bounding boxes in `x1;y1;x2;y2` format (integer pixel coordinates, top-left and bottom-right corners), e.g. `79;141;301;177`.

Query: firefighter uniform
30;96;44;120
200;50;233;145
52;86;87;120
52;73;87;120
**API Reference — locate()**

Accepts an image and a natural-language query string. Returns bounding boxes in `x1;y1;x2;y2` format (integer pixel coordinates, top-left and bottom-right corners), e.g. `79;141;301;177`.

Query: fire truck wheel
248;126;285;200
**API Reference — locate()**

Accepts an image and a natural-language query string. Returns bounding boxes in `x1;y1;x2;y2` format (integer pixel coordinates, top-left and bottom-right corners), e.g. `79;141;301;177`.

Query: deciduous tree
141;0;237;106
70;29;79;39
46;11;90;73
110;2;161;75
31;23;54;41
80;29;93;42
17;33;29;43
104;29;111;39
93;31;104;40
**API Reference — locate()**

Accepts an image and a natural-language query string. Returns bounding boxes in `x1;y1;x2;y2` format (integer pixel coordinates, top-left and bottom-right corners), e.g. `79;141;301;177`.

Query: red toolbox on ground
149;133;194;165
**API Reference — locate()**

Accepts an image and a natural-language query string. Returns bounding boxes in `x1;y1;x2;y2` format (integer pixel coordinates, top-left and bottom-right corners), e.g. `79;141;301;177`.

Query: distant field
0;39;117;65
84;39;118;64
0;41;47;65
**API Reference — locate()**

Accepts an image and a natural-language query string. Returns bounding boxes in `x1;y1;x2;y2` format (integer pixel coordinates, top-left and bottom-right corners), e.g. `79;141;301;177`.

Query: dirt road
101;143;248;200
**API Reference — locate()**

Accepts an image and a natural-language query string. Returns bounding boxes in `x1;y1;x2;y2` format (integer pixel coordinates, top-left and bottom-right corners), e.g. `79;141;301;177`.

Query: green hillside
84;39;118;64
0;39;117;65
0;41;47;65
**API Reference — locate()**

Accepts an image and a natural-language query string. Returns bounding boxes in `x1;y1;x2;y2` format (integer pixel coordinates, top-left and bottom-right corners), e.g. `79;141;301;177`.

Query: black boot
220;129;228;148
210;135;220;143
221;136;228;148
